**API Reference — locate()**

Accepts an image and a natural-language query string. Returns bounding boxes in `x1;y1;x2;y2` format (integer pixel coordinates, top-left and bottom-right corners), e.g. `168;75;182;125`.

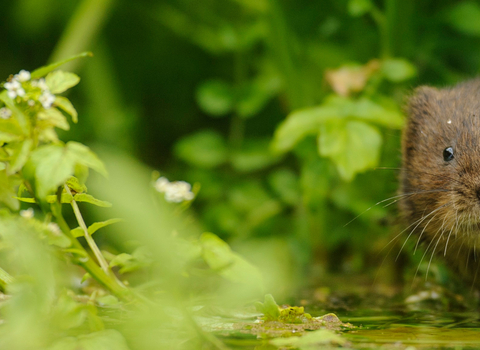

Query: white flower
28;99;35;106
0;107;11;119
15;70;31;82
47;222;62;235
154;177;170;192
154;176;195;203
39;91;55;109
20;208;34;219
31;78;49;91
4;79;25;99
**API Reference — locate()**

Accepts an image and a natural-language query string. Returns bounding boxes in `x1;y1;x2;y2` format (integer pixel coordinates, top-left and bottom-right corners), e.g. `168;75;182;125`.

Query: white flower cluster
154;176;195;203
20;207;34;219
3;69;56;109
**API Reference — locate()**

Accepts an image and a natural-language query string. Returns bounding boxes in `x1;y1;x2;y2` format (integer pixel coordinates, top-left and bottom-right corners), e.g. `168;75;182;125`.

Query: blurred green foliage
1;0;480;348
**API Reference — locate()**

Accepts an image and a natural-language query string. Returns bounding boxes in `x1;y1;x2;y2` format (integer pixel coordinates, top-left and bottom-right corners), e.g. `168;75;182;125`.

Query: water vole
400;79;480;288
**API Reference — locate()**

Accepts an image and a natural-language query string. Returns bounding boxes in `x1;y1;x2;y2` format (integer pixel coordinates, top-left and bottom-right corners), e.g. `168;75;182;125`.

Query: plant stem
369;4;390;58
64;184;110;274
51;200;131;300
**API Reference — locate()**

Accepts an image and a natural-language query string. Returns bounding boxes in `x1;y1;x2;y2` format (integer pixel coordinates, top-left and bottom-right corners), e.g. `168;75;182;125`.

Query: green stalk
369;4;390;58
64;185;110;274
51;201;131;301
49;0;115;72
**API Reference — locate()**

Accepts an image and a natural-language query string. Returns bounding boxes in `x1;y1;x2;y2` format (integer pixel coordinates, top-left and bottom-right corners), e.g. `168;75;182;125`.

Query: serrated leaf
271;104;340;153
351;98;404;128
45;70;80;94
254;294;280;321
73;193;111;207
30;52;92;79
318;120;382;181
55;96;78;123
382;58;416;82
8;139;33;174
66;142;107;177
28;142;106;199
38;108;70;130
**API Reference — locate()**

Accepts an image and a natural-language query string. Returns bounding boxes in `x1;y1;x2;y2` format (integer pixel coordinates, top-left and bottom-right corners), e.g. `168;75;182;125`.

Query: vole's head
400;80;480;248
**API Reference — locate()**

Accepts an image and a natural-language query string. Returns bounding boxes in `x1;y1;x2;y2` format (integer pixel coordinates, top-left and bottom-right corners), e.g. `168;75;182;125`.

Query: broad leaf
28;142;106;199
8;139;33;174
45;71;80;94
55;96;78;123
271;104;340;153
318;120;382;181
38;108;70;130
381;58;416;82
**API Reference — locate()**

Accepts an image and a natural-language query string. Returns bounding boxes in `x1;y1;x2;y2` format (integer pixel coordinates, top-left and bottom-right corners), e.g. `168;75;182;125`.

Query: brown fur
400;79;480;288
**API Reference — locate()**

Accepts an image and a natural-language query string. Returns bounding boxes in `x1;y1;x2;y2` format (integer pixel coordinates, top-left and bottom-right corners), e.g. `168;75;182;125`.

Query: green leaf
174;130;228;168
348;0;373;17
0;90;28;133
231;138;281;172
271;104;340;153
30;52;92;79
196;79;234;117
73;193;112;207
54;96;78;123
318;120;382;181
71;218;122;238
8;139;33;175
66;142;107;177
254;294;280;321
381;58;416;82
46;193;74;204
38;108;70;130
352;97;404;128
49;330;129;350
200;232;264;285
16;197;36;203
66;176;87;193
45;70;80;94
0;171;20;210
446;1;480;36
28;142;106;199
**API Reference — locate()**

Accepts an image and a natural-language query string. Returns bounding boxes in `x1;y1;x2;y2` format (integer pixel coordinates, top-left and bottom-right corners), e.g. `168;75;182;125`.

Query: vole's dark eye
443;146;454;161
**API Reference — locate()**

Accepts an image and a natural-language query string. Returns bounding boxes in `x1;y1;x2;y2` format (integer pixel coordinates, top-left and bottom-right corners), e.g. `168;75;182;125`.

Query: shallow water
207;287;480;349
